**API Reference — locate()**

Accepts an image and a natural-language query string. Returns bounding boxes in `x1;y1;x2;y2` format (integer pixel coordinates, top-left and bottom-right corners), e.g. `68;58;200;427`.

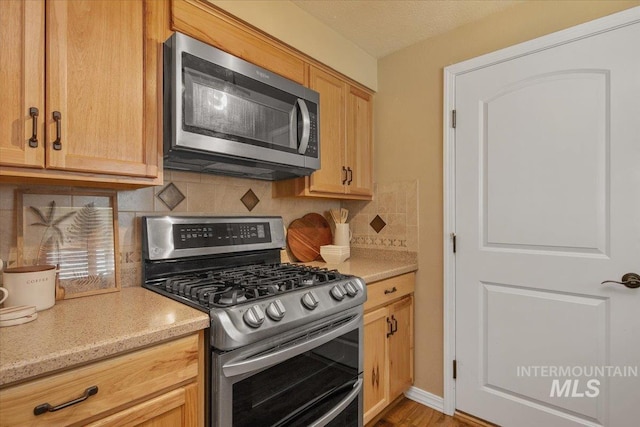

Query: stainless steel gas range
142;215;366;427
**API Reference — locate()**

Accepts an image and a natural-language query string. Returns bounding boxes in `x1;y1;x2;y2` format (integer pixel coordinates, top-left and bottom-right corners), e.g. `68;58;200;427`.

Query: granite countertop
302;250;418;283
0;252;415;388
0;287;209;387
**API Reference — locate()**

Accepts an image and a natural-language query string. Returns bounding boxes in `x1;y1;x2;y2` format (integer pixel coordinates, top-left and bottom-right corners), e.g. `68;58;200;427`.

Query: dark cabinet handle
602;273;640;289
34;385;98;416
384;287;397;295
52;111;62;150
386;317;393;337
341;166;348;185
371;367;376;386
391;315;398;334
375;365;379;387
29;107;39;148
347;167;353;185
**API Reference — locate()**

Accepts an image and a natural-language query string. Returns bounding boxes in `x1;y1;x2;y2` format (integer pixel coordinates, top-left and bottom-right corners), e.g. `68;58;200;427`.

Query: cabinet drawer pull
384;286;397;295
34;385;98;415
52;111;62;150
29;107;39;148
391;315;398;334
386;317;393;337
342;166;348;185
347;167;353;185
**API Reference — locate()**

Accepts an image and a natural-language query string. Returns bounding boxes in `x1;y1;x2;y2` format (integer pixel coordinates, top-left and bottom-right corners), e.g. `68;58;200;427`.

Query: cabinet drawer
0;334;199;426
364;273;415;312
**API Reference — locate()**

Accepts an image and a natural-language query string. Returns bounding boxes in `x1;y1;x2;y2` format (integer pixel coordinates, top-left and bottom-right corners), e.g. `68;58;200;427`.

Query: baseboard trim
404;386;444;413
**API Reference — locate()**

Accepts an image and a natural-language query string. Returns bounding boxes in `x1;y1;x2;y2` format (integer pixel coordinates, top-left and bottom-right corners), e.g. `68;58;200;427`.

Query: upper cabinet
0;0;163;188
171;0;305;85
273;66;374;200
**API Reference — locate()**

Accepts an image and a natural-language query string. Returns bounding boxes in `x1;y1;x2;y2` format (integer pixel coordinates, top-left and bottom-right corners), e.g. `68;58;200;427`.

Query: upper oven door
168;33;320;170
214;310;363;427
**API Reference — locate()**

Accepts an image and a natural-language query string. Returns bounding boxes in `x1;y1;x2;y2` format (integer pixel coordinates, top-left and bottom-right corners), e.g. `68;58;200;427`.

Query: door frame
442;6;640;417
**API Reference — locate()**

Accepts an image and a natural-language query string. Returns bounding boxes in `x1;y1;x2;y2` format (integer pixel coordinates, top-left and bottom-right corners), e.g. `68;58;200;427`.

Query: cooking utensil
286;213;333;262
340;208;349;223
330;209;341;225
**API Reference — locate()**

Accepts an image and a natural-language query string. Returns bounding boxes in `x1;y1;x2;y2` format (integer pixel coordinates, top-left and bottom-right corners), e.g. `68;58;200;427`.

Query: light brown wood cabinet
0;332;204;427
0;0;163;188
273;66;374;200
171;0;305;84
363;273;415;424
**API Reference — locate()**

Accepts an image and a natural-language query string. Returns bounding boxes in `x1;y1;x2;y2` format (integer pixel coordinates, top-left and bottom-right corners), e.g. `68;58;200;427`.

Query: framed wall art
16;189;120;299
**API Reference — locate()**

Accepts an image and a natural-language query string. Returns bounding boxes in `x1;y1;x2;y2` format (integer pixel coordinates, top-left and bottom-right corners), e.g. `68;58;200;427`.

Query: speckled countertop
0;252;415;388
302;250;418;283
0;287;209;387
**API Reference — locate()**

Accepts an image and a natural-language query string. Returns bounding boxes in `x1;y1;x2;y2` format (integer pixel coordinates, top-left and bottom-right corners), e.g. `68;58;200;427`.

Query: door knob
601;273;640;289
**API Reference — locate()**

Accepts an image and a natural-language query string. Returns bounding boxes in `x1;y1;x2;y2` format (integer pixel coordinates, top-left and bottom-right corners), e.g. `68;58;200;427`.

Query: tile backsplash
343;180;418;252
0;174;418;288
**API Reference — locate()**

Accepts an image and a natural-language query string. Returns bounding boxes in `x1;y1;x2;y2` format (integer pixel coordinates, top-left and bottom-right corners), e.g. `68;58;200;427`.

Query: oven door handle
222;313;361;378
308;378;363;427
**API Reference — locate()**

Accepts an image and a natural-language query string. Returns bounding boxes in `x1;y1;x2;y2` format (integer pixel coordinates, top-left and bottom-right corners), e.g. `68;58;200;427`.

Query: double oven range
142;216;366;426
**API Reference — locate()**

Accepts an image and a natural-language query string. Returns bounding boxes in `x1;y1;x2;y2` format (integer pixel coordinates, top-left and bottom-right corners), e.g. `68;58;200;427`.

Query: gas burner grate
146;263;347;308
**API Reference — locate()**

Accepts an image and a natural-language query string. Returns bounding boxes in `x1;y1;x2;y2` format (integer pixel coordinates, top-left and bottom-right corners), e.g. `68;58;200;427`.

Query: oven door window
232;329;360;427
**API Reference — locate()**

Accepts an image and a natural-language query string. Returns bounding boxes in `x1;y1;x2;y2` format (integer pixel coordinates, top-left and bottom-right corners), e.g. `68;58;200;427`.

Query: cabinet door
388;296;414;400
0;0;45;168
363;307;389;424
86;383;198;427
346;85;373;197
308;66;347;194
46;0;158;178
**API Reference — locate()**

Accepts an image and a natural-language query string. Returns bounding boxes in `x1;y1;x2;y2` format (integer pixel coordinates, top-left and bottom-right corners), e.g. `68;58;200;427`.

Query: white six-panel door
449;9;640;427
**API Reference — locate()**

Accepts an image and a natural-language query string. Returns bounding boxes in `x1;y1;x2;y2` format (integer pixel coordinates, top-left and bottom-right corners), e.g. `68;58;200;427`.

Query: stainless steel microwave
163;32;320;180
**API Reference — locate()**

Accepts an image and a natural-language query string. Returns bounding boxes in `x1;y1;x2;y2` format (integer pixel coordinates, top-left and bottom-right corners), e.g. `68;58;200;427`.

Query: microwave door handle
296;98;311;155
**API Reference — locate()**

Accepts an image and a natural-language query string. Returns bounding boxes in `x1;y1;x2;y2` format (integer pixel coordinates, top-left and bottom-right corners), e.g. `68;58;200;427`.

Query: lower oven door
213;308;363;427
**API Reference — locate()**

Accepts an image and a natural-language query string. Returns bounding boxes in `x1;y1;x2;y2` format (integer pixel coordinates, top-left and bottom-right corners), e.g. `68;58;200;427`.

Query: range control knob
344;281;359;297
330;285;345;301
301;291;319;310
243;305;265;328
266;299;286;321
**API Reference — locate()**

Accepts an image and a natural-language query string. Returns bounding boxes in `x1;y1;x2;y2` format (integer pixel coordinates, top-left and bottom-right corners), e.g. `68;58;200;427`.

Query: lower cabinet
0;332;204;427
363;273;415;424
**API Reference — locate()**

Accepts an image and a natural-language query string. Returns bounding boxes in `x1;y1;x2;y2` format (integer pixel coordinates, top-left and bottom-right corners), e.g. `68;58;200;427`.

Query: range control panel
173;222;271;249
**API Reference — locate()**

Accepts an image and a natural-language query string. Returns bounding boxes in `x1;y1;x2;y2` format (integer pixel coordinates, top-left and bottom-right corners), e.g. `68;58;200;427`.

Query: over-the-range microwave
163;32;320;180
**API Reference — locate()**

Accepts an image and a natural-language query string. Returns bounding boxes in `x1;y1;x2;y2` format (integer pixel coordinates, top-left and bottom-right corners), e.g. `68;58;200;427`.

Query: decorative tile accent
240;189;260;211
369;215;387;233
157;182;185;211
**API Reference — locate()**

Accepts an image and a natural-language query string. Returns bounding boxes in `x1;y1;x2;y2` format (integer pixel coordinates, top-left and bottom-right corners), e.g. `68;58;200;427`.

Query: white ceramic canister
2;265;57;311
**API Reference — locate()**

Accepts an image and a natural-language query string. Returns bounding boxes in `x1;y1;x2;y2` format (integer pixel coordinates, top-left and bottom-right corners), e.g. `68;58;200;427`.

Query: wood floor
369;398;487;427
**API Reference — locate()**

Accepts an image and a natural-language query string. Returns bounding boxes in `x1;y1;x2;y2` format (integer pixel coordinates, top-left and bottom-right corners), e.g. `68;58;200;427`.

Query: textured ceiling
292;0;522;58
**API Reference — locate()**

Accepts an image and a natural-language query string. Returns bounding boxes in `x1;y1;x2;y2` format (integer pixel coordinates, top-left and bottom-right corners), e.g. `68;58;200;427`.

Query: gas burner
218;286;248;305
149;263;348;308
